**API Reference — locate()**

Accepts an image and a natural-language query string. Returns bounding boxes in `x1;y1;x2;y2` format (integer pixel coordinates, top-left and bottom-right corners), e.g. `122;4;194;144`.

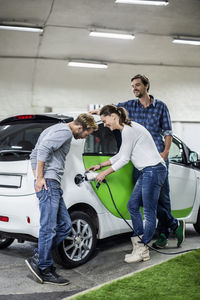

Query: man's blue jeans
35;179;72;270
156;161;178;237
128;163;167;244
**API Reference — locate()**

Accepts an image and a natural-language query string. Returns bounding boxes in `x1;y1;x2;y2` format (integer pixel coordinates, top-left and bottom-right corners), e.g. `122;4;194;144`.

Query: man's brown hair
131;74;150;92
74;114;98;131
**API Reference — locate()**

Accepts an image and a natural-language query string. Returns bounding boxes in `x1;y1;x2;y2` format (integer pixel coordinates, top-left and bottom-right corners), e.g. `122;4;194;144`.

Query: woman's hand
95;171;106;182
87;164;101;172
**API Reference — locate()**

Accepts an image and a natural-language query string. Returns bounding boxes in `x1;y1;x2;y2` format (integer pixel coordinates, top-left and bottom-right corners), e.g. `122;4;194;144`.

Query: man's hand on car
89;109;100;115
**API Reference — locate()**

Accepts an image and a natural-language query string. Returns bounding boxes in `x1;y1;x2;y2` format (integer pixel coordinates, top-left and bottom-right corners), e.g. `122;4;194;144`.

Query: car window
84;123;121;155
0;122;56;161
169;139;184;163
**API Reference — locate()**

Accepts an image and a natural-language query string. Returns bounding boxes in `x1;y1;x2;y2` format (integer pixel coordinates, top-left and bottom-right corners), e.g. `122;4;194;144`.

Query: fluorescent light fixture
68;61;108;69
173;38;200;46
89;31;135;40
115;0;168;6
0;25;43;33
11;146;22;149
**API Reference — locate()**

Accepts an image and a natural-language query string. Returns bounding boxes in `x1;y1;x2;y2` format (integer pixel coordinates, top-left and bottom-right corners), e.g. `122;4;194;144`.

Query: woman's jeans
133;160;178;238
35;179;72;270
128;163;167;244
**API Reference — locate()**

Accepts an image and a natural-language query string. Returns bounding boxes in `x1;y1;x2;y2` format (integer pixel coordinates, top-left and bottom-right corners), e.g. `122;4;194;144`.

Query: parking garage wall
0;58;200;123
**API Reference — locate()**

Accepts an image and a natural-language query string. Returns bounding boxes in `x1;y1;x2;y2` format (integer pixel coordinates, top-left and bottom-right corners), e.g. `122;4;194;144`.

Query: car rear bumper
0;194;39;238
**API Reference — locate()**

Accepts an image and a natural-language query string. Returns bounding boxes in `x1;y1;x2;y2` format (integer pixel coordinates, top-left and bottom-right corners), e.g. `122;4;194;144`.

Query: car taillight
14;115;35;120
0;216;9;222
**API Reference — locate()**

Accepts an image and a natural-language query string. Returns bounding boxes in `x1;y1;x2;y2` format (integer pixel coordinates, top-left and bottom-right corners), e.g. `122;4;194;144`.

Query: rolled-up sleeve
161;103;173;137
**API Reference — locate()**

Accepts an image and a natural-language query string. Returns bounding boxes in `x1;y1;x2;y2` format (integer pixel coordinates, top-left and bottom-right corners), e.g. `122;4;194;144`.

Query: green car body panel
83;155;193;219
83;155;133;219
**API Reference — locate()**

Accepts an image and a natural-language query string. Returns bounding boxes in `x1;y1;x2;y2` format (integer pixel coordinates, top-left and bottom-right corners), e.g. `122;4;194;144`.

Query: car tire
53;211;97;268
0;237;15;249
193;208;200;234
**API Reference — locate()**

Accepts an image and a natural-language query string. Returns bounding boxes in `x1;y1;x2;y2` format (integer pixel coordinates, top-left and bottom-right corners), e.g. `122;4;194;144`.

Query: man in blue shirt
90;74;185;251
118;74;185;250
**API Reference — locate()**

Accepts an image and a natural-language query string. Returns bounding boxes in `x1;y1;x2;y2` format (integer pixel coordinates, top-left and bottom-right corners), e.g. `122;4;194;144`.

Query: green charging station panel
83;155;133;219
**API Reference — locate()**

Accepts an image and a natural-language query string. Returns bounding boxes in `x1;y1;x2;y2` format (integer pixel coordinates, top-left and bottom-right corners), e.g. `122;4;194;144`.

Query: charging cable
99;180;198;255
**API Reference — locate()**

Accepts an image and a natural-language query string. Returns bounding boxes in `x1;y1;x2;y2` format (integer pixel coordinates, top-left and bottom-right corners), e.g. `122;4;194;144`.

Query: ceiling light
115;0;168;6
68;61;108;69
0;25;43;33
172;38;200;46
89;31;135;40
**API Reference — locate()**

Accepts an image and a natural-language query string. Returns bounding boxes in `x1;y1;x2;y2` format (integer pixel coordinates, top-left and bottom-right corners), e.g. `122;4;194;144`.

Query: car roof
0;112;101;125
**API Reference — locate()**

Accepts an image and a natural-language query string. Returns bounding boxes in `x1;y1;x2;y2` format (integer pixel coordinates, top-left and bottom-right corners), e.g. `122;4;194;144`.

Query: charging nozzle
84;171;98;181
74;171;106;188
74;171;98;187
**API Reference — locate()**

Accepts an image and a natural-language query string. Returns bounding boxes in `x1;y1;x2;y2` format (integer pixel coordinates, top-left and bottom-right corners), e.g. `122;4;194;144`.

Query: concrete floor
0;224;199;300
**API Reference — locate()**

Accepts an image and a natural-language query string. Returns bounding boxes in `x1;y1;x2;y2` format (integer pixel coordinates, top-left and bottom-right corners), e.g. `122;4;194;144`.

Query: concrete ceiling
0;0;200;67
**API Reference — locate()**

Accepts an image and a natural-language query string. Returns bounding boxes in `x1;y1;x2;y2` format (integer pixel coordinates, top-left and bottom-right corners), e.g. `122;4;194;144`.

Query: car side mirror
189;151;199;163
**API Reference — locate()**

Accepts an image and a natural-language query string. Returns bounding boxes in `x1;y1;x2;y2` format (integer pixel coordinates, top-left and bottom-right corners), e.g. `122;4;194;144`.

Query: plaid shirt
117;97;173;153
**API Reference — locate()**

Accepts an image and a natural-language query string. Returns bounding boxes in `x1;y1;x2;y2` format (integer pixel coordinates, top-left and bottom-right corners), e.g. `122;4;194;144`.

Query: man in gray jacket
25;114;97;285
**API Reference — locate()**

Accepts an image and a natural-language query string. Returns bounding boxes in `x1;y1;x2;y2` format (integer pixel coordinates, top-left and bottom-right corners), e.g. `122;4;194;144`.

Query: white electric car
0;113;200;268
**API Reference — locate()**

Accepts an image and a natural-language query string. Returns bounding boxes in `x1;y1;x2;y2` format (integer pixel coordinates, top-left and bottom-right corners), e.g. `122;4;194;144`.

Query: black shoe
25;256;43;283
32;252;39;264
40;266;70;286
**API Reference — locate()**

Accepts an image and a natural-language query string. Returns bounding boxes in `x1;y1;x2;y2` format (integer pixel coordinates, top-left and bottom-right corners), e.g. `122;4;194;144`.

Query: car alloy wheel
64;218;93;261
54;211;97;268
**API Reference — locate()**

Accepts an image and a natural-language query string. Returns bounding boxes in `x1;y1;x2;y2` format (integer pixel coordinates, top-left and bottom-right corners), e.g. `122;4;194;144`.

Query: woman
88;105;167;263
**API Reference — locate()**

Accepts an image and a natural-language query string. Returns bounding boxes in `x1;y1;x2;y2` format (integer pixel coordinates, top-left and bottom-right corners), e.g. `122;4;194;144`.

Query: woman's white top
110;122;165;171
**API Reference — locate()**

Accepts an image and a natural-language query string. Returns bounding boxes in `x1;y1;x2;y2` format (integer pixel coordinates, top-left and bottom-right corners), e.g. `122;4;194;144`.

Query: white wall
0;58;200;123
0;58;34;117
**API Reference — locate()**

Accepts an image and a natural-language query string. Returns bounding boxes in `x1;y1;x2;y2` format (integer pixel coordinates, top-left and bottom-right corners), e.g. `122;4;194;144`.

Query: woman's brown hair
100;105;132;126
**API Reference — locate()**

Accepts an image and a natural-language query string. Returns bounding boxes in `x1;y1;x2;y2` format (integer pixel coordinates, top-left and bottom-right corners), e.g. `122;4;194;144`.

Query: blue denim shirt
117;97;173;153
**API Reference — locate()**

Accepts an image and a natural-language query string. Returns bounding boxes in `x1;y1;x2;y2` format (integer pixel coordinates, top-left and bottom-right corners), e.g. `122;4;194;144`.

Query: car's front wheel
0;237;15;249
53;211;97;268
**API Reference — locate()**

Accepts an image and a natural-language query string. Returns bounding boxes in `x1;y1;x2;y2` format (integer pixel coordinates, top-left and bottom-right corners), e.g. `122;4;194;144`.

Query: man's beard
134;90;144;98
73;132;82;139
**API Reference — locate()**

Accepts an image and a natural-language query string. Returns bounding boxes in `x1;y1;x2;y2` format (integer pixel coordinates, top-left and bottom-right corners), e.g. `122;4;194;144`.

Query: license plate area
0;174;22;188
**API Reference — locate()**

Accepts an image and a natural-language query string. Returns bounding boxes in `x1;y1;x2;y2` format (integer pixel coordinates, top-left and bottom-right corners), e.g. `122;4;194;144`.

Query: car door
83;123;133;220
169;137;197;218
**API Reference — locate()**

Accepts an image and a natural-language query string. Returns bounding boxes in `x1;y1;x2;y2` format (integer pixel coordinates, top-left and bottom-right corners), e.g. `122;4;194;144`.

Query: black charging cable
97;180;198;255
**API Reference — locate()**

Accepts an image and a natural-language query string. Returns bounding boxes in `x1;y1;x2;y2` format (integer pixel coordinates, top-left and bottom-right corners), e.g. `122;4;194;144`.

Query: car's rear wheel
0;237;15;249
53;211;97;268
193;208;200;234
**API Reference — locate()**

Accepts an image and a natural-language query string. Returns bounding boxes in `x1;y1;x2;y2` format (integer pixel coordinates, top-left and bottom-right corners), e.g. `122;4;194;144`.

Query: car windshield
0;122;56;161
